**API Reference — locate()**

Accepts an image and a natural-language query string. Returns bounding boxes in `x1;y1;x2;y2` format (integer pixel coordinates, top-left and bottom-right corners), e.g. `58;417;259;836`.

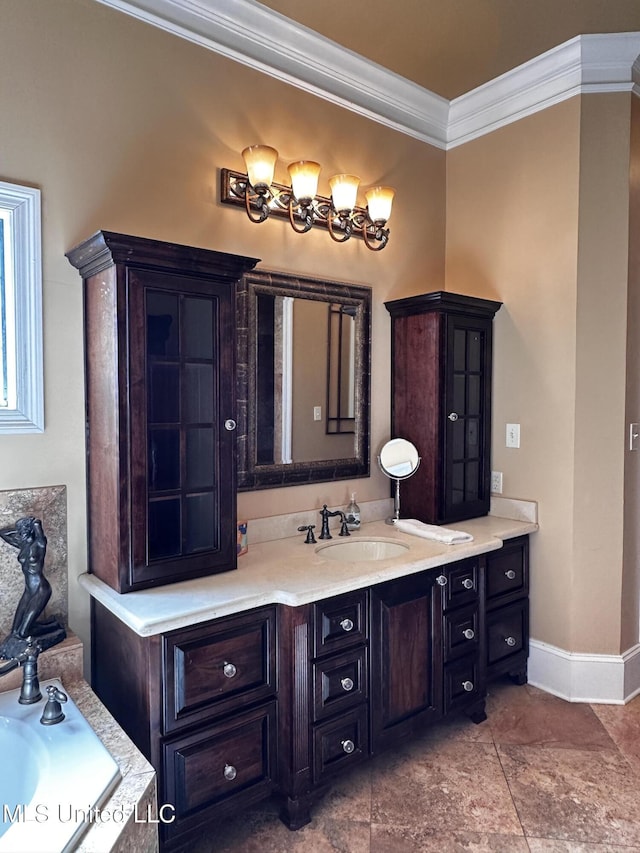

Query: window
0;181;43;433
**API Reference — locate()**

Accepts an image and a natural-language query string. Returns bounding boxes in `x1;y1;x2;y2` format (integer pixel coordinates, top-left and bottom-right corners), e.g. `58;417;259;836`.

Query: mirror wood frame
237;269;372;490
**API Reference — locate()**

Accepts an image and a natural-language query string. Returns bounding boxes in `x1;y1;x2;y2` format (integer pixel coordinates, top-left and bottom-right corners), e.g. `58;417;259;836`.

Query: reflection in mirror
378;438;421;524
237;270;371;490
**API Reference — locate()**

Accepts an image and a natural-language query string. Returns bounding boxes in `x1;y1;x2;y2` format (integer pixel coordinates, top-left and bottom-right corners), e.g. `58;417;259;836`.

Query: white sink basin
316;537;410;562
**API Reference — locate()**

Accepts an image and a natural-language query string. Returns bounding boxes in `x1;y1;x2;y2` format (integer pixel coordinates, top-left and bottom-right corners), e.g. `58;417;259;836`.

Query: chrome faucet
0;638;42;704
318;505;351;539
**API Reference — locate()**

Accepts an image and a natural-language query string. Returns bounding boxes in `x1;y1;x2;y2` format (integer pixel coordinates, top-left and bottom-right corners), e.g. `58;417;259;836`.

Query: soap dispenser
345;492;361;531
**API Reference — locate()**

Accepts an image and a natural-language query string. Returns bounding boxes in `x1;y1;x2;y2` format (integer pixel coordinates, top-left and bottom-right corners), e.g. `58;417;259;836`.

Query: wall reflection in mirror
237;271;371;490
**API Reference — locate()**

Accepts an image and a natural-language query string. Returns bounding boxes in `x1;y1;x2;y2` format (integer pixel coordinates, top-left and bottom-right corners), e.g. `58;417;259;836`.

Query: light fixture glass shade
365;186;395;223
329;174;360;213
242;145;278;190
288;161;321;203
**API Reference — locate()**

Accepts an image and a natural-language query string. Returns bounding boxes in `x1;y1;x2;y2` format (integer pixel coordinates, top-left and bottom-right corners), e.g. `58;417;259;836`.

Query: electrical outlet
313;406;322;421
491;471;503;494
506;423;520;448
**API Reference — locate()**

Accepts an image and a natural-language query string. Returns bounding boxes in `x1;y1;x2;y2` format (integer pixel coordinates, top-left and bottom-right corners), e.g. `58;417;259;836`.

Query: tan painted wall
623;96;640;653
447;94;636;655
446;101;581;652
0;0;445;653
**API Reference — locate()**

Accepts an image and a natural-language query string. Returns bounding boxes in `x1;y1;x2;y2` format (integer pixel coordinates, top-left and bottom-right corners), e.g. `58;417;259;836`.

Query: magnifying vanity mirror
237;270;371;490
378;438;421;524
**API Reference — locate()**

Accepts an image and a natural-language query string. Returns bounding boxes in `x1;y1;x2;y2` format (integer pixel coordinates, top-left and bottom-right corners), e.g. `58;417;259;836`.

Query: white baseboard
528;638;640;704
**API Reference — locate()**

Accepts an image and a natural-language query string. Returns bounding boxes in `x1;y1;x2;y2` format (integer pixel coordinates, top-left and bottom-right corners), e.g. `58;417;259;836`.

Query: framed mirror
237;269;371;490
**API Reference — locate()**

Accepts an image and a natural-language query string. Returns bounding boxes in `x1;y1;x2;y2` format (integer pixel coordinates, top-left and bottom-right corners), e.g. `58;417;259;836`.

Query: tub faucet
318;505;351;539
0;638;42;704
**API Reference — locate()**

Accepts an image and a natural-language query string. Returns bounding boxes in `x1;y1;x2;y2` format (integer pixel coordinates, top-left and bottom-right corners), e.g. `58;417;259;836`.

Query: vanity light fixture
220;145;395;251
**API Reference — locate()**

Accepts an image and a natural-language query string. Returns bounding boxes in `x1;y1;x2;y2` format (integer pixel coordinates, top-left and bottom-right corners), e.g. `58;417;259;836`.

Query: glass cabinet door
443;314;491;521
128;270;235;587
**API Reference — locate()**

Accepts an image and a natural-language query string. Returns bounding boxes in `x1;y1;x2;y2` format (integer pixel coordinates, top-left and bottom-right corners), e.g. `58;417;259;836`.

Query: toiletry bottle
346;492;361;531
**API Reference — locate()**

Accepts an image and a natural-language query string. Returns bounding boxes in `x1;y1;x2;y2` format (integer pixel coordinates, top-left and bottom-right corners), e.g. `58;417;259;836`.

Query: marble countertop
78;514;537;638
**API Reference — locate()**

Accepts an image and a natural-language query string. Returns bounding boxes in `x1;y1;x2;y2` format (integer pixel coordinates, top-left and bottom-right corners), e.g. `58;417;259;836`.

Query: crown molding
95;0;640;149
448;32;640;147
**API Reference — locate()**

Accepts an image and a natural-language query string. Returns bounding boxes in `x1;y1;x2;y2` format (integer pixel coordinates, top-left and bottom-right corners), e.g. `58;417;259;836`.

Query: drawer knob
436;575;447;586
463;628;475;640
340;618;354;632
223;662;237;678
448;412;459;421
505;636;517;647
341;676;355;692
505;569;516;580
341;739;355;754
462;680;474;692
462;578;474;590
223;763;237;781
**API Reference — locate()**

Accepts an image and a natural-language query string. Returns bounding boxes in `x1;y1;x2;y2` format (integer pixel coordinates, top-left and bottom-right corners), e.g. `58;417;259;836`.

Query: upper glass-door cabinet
67;231;258;593
385;291;501;525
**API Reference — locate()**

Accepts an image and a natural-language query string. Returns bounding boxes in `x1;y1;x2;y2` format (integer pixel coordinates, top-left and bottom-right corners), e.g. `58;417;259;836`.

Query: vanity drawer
314;590;368;657
439;559;479;611
162;700;276;840
486;537;529;607
486;600;528;667
443;603;480;663
313;705;369;783
313;647;367;721
163;606;276;734
444;656;482;713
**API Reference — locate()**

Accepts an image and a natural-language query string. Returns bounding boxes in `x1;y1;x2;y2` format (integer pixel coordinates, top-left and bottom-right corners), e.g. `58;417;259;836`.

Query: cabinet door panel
129;270;235;587
370;574;441;751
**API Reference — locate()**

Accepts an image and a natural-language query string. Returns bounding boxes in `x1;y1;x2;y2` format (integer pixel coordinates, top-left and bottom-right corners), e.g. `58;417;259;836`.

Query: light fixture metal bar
220;168;372;243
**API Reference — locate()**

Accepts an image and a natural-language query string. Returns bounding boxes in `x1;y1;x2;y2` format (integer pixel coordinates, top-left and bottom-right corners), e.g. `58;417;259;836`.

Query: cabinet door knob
448;412;459;421
341;739;355;754
223;763;237;781
505;569;516;580
462;578;474;590
463;628;475;640
505;636;517;647
340;618;354;632
436;575;447;586
341;677;354;692
462;680;474;692
224;418;237;431
223;661;237;678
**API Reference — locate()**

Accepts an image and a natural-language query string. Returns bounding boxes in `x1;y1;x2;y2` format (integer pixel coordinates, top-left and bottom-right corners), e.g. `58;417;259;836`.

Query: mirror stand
378;438;421;525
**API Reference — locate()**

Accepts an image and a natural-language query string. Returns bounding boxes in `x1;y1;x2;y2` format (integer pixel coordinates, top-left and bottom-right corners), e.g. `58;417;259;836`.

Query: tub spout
0;639;42;704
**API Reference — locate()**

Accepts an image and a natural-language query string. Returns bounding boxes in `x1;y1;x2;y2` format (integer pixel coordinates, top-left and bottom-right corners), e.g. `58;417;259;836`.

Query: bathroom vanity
83;516;533;849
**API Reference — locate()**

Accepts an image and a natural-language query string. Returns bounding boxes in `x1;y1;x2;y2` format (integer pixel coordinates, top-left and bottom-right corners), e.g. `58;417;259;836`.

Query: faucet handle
297;524;316;544
338;513;351;537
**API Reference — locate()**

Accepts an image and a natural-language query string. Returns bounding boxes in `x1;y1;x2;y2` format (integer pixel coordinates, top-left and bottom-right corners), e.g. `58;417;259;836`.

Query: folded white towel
394;518;474;544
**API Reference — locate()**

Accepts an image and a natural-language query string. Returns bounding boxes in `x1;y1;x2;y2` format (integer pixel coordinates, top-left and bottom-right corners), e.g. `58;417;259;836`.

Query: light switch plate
506;423;520;448
630;423;639;451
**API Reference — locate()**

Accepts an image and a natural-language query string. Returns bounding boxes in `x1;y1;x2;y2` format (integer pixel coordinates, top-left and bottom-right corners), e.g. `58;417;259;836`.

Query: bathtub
0;678;121;852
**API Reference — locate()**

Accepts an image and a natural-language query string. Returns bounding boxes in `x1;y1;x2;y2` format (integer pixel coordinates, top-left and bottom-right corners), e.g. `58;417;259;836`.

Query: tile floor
189;680;640;852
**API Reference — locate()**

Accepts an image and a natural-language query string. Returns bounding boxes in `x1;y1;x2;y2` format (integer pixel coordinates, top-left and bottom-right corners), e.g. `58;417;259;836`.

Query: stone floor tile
527;839;640;852
498;743;640;846
371;738;522;836
370;825;530;852
591;694;640;776
486;682;617;751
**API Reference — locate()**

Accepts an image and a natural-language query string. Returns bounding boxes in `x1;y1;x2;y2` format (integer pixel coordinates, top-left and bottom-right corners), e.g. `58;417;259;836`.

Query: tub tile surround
0;487;158;853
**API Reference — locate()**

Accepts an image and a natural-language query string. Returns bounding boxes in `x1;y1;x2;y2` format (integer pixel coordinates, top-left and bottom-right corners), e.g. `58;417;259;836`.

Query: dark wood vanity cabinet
67;232;258;592
385;292;502;524
485;535;529;684
91;601;278;846
90;536;528;848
